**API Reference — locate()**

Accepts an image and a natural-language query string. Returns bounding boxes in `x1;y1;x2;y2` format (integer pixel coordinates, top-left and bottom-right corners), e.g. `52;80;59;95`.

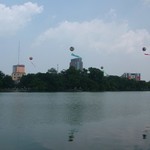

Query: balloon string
30;61;36;68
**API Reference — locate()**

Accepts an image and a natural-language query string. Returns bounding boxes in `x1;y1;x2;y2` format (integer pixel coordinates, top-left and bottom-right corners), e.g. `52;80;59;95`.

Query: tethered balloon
70;47;74;51
142;47;146;51
29;57;33;60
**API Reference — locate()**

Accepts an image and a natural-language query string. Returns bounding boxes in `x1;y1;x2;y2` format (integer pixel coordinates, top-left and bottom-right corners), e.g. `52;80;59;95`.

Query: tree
47;68;57;74
0;71;5;89
2;75;14;88
63;67;82;90
88;67;104;90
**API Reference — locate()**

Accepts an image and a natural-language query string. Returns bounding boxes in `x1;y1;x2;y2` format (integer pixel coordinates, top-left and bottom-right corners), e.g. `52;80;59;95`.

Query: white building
121;73;141;81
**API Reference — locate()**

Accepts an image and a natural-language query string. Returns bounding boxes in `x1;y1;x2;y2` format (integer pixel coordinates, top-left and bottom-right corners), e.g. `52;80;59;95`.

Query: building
70;58;83;70
121;73;141;81
12;65;26;82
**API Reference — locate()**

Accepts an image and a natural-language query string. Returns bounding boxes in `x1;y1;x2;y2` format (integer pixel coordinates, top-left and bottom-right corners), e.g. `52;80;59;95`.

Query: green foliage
0;71;15;90
47;68;57;74
2;75;14;88
0;71;5;88
0;67;150;92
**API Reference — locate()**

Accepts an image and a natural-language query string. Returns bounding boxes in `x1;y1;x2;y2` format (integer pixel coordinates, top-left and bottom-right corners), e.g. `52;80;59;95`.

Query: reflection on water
68;129;78;142
0;92;150;150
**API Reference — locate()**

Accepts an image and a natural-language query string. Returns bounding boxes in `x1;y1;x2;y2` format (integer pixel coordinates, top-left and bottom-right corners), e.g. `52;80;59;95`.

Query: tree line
0;67;150;92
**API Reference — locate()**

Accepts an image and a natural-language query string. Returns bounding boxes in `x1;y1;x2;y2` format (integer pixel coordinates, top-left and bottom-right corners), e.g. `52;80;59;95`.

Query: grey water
0;92;150;150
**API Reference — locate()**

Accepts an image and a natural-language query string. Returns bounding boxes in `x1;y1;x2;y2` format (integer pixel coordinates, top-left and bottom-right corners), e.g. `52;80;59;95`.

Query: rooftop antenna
57;64;59;73
18;41;20;65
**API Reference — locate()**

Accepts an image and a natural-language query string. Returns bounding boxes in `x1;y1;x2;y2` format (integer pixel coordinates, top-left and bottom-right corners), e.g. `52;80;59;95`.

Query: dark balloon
101;66;103;69
70;47;74;51
142;47;146;51
29;57;33;60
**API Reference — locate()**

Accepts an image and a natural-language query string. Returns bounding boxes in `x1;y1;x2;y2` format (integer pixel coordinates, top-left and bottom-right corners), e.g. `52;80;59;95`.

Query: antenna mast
18;41;20;65
57;64;59;73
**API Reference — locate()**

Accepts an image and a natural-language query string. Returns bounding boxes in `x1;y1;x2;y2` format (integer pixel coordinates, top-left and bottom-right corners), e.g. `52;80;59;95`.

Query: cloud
34;19;150;55
105;9;117;20
0;2;43;35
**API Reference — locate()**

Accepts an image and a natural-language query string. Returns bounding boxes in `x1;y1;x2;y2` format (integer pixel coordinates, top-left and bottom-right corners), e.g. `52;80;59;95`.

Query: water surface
0;92;150;150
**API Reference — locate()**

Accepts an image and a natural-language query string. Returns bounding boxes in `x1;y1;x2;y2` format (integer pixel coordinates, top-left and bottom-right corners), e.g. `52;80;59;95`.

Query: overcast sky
1;0;150;81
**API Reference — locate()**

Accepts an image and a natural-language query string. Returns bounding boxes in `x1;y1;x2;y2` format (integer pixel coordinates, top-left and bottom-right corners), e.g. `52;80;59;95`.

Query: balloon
101;66;103;69
70;47;74;51
142;47;150;56
142;47;146;51
29;57;33;60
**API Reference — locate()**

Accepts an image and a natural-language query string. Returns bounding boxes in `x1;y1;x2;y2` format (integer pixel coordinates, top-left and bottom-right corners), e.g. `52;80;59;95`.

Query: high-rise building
70;58;83;70
12;42;26;82
12;65;25;82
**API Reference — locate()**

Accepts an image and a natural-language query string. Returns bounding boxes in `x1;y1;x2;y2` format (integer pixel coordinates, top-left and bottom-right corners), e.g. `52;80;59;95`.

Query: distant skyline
1;0;150;81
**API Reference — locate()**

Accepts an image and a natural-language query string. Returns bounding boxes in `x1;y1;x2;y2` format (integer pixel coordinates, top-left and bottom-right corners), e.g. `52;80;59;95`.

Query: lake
0;92;150;150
